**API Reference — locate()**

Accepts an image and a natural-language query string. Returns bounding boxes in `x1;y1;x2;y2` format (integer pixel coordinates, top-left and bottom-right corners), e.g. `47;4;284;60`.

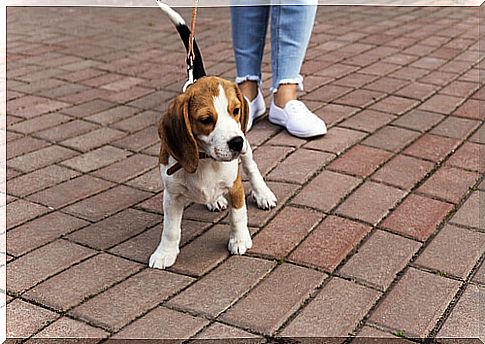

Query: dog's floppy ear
159;94;199;174
235;85;249;133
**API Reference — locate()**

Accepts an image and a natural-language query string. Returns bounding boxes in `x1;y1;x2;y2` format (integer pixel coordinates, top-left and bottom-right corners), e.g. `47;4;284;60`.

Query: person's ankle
273;83;298;108
238;81;258;102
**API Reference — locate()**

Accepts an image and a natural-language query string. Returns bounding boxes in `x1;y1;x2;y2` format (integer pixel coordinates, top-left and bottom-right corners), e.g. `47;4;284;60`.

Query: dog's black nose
228;136;244;152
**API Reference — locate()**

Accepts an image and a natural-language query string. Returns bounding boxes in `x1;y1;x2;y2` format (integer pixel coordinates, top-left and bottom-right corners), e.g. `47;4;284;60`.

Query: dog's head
159;76;250;174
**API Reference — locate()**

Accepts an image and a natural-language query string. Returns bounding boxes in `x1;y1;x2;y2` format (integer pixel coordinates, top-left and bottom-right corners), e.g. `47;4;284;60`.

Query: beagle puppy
149;5;277;269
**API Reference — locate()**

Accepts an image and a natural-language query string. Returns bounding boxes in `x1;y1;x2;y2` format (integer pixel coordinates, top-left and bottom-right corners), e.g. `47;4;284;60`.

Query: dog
149;3;277;269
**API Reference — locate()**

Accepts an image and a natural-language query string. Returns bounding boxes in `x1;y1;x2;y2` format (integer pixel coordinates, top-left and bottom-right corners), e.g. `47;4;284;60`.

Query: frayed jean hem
235;75;261;85
270;76;304;93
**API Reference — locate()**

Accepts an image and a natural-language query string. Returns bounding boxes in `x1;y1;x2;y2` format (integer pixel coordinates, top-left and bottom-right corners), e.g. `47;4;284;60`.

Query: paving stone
91;154;158;183
370;96;419;115
196;322;261;340
335;89;385;108
8;112;71;134
369;268;461;338
7;145;77;173
304;127;367;154
382;194;453;241
61;99;115;118
27;175;113;209
356;326;401;339
415;225;484;279
289;215;371;271
6;136;49;160
393;109;444;132
250;145;294;177
453;99;483;120
395;82;437;100
168;256;275;318
431;116;480;139
110;110;159;132
251;207;324;259
63;185;151;221
303;84;352;103
24;253;143;311
440;81;480;98
108;219;211;264
372;155;434;190
170;224;232;277
34;119;99;142
7;299;59;339
7;165;80;197
265;130;306;148
446;142;484;173
340;109;396;133
314;103;360;127
438;284;483;339
7;212;88;257
292;170;361;212
125;167;164;192
33;317;109;340
267;149;333;185
85;105;140;125
327;145;392;178
61;145;130;173
112;126;159;152
341;230;421;290
7;239;95;293
418;166;478;203
69;269;193;331
11;99;70;119
220;263;325;335
67;208;161;250
337;181;406;225
363;126;420;153
61;127;126;152
450;191;482;230
112;306;208;340
6;199;51;230
363;76;409;93
404;134;460;162
280;277;381;338
418;94;464;115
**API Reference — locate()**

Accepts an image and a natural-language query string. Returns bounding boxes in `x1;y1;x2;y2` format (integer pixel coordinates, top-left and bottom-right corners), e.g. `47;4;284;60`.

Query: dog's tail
156;0;206;80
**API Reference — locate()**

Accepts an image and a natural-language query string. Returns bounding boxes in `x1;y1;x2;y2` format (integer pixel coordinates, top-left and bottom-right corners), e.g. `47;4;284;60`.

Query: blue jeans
231;1;317;92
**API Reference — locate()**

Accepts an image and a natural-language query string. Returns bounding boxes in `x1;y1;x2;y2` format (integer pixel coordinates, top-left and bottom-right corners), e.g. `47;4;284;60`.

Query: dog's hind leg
149;192;184;269
240;142;277;210
227;173;252;255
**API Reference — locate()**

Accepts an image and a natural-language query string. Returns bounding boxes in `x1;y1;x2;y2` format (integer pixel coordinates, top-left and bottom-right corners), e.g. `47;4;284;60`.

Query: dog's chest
165;160;238;204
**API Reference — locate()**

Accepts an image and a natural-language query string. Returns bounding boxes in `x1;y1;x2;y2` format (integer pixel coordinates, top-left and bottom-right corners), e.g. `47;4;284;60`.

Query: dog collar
166;152;210;175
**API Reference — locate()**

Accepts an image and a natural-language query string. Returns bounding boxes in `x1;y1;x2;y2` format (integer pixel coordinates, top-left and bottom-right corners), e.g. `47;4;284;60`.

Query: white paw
228;230;252;255
250;187;277;210
149;248;179;269
206;195;228;212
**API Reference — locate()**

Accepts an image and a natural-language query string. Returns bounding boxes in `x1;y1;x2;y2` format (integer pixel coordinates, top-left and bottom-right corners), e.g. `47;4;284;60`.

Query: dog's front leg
240;142;277;210
149;192;184;269
227;174;252;255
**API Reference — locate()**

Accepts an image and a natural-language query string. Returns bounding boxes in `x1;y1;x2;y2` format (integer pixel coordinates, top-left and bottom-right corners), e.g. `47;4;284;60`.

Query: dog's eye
233;108;240;116
200;116;213;125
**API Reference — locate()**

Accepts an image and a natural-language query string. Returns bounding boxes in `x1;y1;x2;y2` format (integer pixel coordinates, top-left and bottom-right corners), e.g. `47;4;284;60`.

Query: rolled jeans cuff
235;75;261;85
270;75;304;93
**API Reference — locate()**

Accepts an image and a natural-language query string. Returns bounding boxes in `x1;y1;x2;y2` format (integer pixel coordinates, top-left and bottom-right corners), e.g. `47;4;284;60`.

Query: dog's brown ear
159;94;199;174
235;85;249;133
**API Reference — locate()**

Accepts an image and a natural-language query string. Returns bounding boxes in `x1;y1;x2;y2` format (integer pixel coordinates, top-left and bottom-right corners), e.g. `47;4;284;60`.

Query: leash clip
182;56;195;92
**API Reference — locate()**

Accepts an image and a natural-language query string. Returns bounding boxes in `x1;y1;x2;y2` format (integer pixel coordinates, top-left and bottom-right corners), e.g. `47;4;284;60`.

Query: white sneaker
246;88;266;131
269;100;327;138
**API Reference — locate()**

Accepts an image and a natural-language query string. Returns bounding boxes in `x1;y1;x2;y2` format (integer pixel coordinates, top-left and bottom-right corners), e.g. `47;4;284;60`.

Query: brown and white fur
149;7;276;269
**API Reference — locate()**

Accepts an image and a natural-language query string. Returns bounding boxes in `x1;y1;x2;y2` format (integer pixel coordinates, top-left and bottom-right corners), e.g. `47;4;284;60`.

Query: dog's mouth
210;148;241;162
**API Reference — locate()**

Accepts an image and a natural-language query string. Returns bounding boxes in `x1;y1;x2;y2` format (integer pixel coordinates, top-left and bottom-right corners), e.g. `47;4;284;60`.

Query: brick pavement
4;5;484;343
